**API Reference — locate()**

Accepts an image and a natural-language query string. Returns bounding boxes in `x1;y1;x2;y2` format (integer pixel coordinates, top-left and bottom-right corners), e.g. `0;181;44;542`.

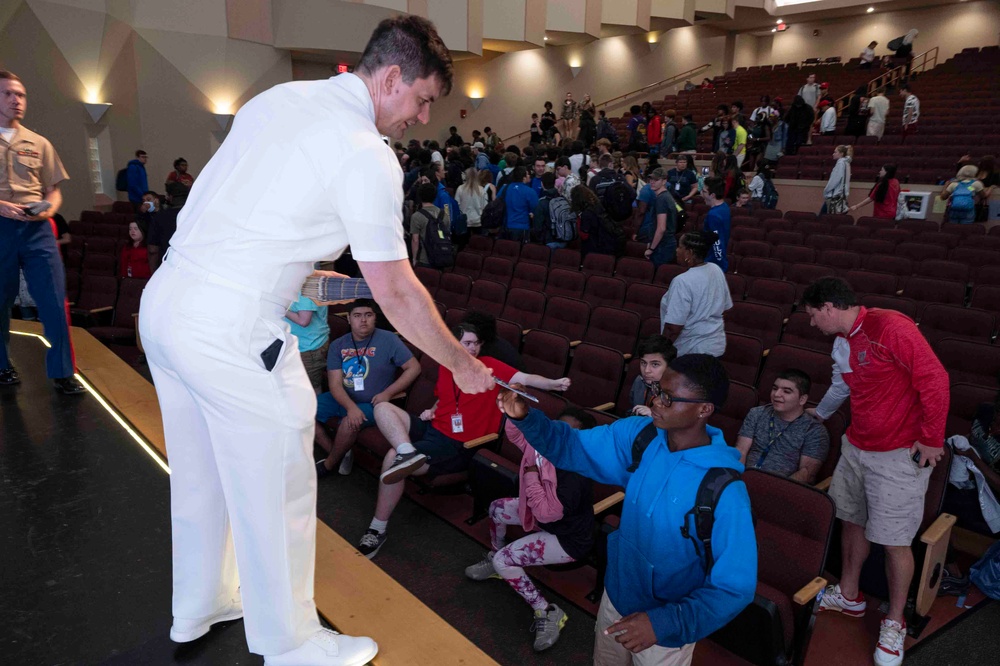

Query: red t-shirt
838;307;950;452
119;244;152;279
432;356;516;443
870;178;900;220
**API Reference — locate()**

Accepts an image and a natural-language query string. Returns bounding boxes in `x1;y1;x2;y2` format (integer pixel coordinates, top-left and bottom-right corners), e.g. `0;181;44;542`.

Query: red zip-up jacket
815;307;949;452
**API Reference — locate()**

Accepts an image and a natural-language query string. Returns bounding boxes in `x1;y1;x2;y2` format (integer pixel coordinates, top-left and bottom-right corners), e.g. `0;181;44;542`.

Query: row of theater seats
68;275;146;347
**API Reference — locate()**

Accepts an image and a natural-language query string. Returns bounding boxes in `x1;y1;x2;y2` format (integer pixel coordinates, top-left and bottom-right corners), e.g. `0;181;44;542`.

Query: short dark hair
558;407;597;430
0;70;22;83
460;311;497;343
349;298;377;314
483;126;492;133
554;156;571;169
173;157;187;169
636;335;678;363
449;126;457;132
775;369;812;396
541;171;556;189
510;166;528;183
416;181;438;204
136;150;147;157
669;354;730;409
534;156;546;166
356;16;454;95
453;322;480;341
801;277;857;310
736;187;751;198
703;176;725;199
598;153;614;168
680;230;720;261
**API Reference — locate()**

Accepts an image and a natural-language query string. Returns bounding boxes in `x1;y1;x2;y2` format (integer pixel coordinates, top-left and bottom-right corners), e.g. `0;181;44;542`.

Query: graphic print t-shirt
327;329;413;402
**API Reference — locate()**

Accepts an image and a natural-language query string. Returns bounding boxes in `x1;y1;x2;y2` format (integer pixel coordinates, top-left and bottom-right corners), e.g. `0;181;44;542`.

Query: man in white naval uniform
138;16;494;666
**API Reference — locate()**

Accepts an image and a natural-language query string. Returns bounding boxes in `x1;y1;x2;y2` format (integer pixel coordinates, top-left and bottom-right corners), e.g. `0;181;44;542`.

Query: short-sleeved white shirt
168;73;408;303
660;263;732;357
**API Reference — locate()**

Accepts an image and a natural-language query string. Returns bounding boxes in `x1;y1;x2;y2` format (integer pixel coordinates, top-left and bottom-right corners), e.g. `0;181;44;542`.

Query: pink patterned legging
489;497;575;611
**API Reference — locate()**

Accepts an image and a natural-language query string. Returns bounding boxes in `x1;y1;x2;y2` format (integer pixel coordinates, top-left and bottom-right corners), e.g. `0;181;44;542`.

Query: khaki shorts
829;436;932;547
300;342;329;393
593;591;694;666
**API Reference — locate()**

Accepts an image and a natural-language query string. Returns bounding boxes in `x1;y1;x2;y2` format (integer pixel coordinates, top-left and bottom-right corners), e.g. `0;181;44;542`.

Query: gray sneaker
379;450;427;484
464;552;501;581
357;529;387;559
531;604;567;652
338;449;354;476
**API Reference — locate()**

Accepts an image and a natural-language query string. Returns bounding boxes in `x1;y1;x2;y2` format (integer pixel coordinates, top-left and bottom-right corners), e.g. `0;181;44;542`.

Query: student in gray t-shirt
736;369;830;484
626;335;678;417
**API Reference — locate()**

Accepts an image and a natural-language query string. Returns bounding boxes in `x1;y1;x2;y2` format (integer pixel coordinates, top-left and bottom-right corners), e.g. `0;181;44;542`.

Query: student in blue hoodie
497;354;756;665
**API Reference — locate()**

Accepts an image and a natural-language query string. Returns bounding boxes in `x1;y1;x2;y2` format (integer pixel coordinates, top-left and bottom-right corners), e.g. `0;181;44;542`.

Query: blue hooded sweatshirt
511;409;757;648
126;158;148;204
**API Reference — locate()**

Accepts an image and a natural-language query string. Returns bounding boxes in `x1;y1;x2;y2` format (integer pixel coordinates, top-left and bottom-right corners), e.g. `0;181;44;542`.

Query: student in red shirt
356;322;571;558
119;220;152;279
849;164;900;219
802;277;948;666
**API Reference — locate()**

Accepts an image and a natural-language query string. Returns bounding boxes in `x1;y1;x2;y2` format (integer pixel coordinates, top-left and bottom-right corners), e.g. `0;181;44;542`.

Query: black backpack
627;422;744;575
760;176;779;210
416;208;454;268
598;173;637;222
115;168;129;192
480;184;508;231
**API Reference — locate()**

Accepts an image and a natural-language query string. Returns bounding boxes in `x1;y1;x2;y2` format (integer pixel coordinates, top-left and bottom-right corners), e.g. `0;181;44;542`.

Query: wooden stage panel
12;321;497;666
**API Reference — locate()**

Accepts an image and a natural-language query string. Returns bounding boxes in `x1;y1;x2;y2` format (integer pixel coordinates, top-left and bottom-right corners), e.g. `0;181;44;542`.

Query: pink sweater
504;420;564;532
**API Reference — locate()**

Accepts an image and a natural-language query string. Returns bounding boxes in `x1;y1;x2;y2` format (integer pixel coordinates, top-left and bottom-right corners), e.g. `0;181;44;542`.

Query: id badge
353;377;365;392
451;413;464;434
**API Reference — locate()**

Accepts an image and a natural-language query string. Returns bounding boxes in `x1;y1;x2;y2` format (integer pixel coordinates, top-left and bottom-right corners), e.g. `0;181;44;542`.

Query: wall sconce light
83;102;112;123
469;97;484;110
570;66;582;78
212;113;235;132
569;58;583;78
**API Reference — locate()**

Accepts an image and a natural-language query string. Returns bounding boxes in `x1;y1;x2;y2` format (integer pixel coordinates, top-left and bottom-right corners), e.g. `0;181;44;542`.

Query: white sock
369;518;388;534
396;442;416;455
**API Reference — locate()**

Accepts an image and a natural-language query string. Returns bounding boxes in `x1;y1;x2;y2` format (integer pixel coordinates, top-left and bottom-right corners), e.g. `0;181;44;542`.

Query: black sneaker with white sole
357;529;387;559
379;450;427;484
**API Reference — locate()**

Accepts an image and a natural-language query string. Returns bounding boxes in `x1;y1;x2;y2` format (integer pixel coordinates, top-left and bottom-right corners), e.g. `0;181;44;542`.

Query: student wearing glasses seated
735;369;829;484
497;354;756;666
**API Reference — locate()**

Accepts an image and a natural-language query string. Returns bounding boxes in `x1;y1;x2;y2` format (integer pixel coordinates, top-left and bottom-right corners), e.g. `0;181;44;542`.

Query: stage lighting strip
11;330;172;475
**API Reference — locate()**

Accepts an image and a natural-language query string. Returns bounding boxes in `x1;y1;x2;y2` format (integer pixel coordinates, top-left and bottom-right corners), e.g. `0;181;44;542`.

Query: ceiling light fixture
867;6;874;12
776;19;784;24
543;36;549;41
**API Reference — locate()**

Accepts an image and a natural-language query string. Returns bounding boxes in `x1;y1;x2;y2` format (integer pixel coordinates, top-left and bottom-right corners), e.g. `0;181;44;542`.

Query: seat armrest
623;353;632;361
89;306;114;314
463;433;499;449
390;392;406;401
793;577;828;606
593;491;625;515
814;476;832;491
592;402;615;412
920;513;957;546
569;340;582;347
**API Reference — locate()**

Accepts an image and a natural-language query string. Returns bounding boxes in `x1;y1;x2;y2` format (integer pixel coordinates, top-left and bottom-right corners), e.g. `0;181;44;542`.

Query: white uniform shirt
168;73;408;303
820;106;838;133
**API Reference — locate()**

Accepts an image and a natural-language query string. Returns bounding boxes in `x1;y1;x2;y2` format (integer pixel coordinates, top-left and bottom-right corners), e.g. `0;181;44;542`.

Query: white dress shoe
264;628;378;666
170;589;244;642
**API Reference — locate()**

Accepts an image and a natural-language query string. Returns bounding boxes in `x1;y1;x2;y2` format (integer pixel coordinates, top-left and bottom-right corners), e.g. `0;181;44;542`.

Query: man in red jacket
802;277;949;666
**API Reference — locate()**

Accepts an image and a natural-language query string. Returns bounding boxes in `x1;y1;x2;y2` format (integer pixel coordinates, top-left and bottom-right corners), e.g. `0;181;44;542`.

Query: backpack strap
680;467;743;576
627;422;659;472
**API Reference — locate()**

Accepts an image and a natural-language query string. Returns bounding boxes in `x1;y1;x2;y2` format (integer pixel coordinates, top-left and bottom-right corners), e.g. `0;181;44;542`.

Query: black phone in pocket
260;339;283;372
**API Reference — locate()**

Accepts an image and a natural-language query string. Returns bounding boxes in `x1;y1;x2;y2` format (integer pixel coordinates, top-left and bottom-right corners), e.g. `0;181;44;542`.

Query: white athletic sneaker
264;628;378;666
169;589;244;642
817;583;867;617
874;618;906;666
338;449;355;476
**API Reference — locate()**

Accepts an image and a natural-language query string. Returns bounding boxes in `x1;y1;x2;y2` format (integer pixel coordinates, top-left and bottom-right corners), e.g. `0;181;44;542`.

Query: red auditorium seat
518;244;551;267
968;236;1000;252
784;211;818;224
915;232;960;249
491;239;521;262
583;275;627;308
540;296;591;344
726;273;749;301
639;316;661;339
974;265;1000;286
734;240;771;258
720;333;763;386
781;311;834;353
897;220;939;235
950;247;1000;266
863;254;913;277
785;263;836;291
799;221;832;237
479;256;514;286
544;268;586;298
753;209;783;220
465;235;493;256
499;288;546;331
623;282;665;321
85;237;117;255
614;257;655;285
82;253;116;276
444;307;468;329
563;343;625;410
817;249;862;271
896;242;941;263
745;278;796;318
772;245;817;265
709;381;758;446
940;223;986;239
510;262;547;291
818;214;854;228
624;240;647;259
901;276;967;316
582;253;617;278
933;338;1000;388
871;228;913;245
856;217;895;233
764;218;798;233
435;273;473;309
947;384;998;437
521;330;571;378
848;238;896;256
738;257;784;281
583;307;641;358
70;275;119;327
971;285;1000;313
466;280;507;317
452;251;483;279
654;264;687;286
414;266;441;294
551;248;581;270
804;234;848;252
725;302;784;352
915;260;971;284
844;270;899;296
732;226;767;243
89;277;148;345
859;294;919;320
766;230;805;246
757;344;834;405
919;304;996;345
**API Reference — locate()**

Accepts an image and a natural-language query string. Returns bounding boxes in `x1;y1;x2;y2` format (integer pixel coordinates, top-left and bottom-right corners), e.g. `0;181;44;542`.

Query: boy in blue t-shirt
285;292;329;393
315;299;421;476
701;176;731;273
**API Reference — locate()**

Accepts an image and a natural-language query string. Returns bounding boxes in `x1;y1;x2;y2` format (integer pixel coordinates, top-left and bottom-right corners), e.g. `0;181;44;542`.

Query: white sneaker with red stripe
874;618;906;666
817;584;867;617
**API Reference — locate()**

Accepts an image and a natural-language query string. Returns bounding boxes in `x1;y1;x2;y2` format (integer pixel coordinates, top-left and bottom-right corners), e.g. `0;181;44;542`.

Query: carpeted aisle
905;600;999;666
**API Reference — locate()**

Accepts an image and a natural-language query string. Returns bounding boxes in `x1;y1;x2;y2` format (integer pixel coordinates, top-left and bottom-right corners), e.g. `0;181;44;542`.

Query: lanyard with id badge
350;331;375;393
450;379;464;434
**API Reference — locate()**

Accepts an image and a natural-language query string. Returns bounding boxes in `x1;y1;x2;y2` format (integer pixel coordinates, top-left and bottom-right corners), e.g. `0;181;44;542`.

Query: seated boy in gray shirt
626;335;677;417
736;369;829;484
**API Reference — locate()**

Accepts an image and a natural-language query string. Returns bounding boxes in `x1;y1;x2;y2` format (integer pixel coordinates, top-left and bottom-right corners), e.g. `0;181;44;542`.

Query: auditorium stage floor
0;332;260;665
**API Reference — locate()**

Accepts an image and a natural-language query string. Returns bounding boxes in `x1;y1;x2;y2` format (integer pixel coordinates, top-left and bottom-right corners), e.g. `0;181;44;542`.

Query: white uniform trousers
139;255;321;655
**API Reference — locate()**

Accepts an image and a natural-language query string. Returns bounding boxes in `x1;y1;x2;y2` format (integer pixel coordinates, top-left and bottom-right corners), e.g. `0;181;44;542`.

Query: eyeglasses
644;381;714;408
